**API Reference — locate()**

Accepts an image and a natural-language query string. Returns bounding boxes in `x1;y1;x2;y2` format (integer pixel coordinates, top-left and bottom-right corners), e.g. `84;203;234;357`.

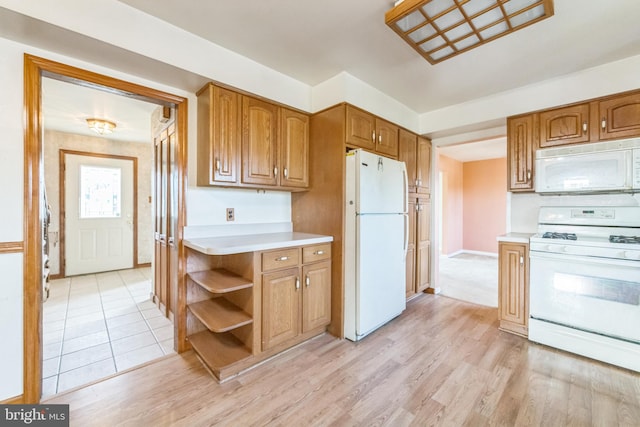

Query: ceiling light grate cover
386;0;554;64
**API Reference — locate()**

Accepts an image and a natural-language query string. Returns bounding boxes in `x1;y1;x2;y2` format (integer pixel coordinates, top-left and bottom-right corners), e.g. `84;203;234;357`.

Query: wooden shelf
188;298;253;333
188;330;252;381
188;269;253;293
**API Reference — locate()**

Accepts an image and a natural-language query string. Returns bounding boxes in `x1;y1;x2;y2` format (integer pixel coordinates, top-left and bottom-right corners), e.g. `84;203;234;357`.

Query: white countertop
497;233;534;244
184;232;333;255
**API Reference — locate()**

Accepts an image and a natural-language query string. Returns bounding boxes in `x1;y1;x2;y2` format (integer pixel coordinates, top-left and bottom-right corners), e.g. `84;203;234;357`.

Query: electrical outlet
226;208;235;221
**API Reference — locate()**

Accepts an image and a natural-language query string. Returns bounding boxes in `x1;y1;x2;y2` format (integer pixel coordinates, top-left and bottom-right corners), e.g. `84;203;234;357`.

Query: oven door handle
530;250;640;268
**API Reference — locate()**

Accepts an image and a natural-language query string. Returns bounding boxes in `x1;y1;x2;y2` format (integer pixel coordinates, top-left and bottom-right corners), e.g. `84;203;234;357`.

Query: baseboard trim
444;249;498;258
1;394;24;404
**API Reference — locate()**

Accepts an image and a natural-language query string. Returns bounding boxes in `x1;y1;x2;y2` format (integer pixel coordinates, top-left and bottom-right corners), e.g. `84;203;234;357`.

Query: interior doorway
24;54;187;403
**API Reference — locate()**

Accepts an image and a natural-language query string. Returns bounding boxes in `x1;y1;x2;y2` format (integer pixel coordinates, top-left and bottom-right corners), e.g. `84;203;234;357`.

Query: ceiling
42;77;159;144
117;0;640;114
33;0;640;160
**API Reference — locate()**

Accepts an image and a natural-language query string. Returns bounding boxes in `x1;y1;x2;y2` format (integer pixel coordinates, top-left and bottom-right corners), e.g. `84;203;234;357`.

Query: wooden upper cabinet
398;129;417;193
242;96;279;186
375;118;399;158
197;84;240;185
345;106;399;158
398;131;431;196
416;137;431;194
346;106;376;150
507;114;536;192
280;108;309;188
539;103;591;147
599;91;640;140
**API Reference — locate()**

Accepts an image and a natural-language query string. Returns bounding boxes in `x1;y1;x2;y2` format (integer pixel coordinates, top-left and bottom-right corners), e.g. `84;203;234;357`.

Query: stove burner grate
609;235;640;244
542;232;577;240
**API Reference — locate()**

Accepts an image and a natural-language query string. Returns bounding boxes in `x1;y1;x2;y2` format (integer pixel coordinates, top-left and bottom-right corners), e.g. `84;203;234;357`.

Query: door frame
23;54;188;403
59;150;139;278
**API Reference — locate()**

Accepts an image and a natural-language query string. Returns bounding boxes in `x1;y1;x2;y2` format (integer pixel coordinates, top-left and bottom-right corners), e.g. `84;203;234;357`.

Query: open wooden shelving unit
186;266;255;381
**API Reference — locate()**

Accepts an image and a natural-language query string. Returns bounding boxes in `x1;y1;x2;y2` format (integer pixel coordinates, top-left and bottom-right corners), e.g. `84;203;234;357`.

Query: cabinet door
398;129;417;193
405;198;417;298
196;85;239;186
498;242;529;336
262;267;300;350
280;108;309;188
416;137;431;195
242;96;279;186
302;261;331;332
416;198;431;292
599;92;640;140
507;115;535;192
375;118;399;158
346;106;376;150
539;103;590;147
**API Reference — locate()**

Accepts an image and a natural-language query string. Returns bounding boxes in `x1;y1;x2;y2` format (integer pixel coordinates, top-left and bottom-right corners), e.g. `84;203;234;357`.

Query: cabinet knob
314;250;324;255
520;256;524;265
582;121;587;133
372;131;376;142
295;277;300;290
215;158;221;171
273;166;278;177
526;170;532;181
276;256;289;261
378;134;382;144
601;118;606;130
283;167;288;178
305;275;310;287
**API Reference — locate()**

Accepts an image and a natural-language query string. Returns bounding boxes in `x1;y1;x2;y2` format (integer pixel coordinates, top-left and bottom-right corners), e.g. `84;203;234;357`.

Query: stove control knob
624;251;640;261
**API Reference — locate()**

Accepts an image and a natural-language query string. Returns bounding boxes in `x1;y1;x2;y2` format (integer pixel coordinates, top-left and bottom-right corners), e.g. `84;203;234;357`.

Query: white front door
65;153;134;276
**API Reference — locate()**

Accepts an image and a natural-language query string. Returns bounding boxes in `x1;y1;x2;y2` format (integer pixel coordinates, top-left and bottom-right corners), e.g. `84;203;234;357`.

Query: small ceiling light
386;0;554;64
86;118;116;135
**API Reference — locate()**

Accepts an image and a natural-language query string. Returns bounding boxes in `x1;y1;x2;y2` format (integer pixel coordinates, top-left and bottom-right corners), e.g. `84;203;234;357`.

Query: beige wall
439;154;463;255
462;158;507;254
43;130;153;275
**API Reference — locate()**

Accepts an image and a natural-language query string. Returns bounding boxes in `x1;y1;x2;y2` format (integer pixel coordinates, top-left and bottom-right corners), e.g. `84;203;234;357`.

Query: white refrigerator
344;149;408;341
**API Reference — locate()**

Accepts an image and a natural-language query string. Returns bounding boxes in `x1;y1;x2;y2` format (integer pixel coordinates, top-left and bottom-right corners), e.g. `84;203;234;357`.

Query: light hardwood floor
45;294;640;426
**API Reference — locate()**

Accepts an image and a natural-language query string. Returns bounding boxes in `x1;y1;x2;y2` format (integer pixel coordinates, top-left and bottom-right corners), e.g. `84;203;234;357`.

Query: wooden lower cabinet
183;242;331;382
262;246;331;351
498;242;529;337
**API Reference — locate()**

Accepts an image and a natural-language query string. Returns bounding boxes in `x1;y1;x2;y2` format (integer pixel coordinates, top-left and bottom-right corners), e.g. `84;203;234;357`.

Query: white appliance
534;138;640;194
529;206;640;372
344;149;408;341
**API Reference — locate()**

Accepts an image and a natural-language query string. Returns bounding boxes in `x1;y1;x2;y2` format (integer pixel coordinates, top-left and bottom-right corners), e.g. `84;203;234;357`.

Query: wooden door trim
59;150;139;278
23;54;188;403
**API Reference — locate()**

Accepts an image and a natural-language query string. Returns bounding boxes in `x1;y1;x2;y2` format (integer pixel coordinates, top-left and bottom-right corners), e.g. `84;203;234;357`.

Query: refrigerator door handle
402;167;408;214
403;213;409;255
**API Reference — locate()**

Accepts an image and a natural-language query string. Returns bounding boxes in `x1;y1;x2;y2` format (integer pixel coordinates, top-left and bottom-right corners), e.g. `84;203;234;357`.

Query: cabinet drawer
262;248;300;271
302;244;331;264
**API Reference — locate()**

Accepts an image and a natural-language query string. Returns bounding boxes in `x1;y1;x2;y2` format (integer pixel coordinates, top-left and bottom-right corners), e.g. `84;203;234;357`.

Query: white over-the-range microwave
535;137;640;194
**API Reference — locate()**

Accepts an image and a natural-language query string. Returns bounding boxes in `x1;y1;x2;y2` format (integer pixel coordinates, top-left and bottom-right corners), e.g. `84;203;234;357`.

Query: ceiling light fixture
385;0;554;64
86;118;116;135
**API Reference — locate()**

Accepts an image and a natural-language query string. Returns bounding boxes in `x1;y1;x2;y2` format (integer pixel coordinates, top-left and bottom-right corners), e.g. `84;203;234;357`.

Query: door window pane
80;165;122;218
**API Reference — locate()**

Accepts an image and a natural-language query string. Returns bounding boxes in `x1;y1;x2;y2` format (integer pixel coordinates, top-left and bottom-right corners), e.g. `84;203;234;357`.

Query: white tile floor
42;267;175;397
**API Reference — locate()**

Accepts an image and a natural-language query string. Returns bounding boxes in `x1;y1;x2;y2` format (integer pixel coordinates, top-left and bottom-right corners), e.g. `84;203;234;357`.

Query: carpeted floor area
438;252;498;307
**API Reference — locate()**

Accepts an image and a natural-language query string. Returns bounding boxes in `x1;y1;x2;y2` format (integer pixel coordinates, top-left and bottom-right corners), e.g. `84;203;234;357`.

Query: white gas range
528;206;640;372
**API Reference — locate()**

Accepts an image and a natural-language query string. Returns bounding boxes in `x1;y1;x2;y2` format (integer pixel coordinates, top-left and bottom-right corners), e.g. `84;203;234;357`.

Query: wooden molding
0;241;24;254
0;394;24;404
23;53;188;403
